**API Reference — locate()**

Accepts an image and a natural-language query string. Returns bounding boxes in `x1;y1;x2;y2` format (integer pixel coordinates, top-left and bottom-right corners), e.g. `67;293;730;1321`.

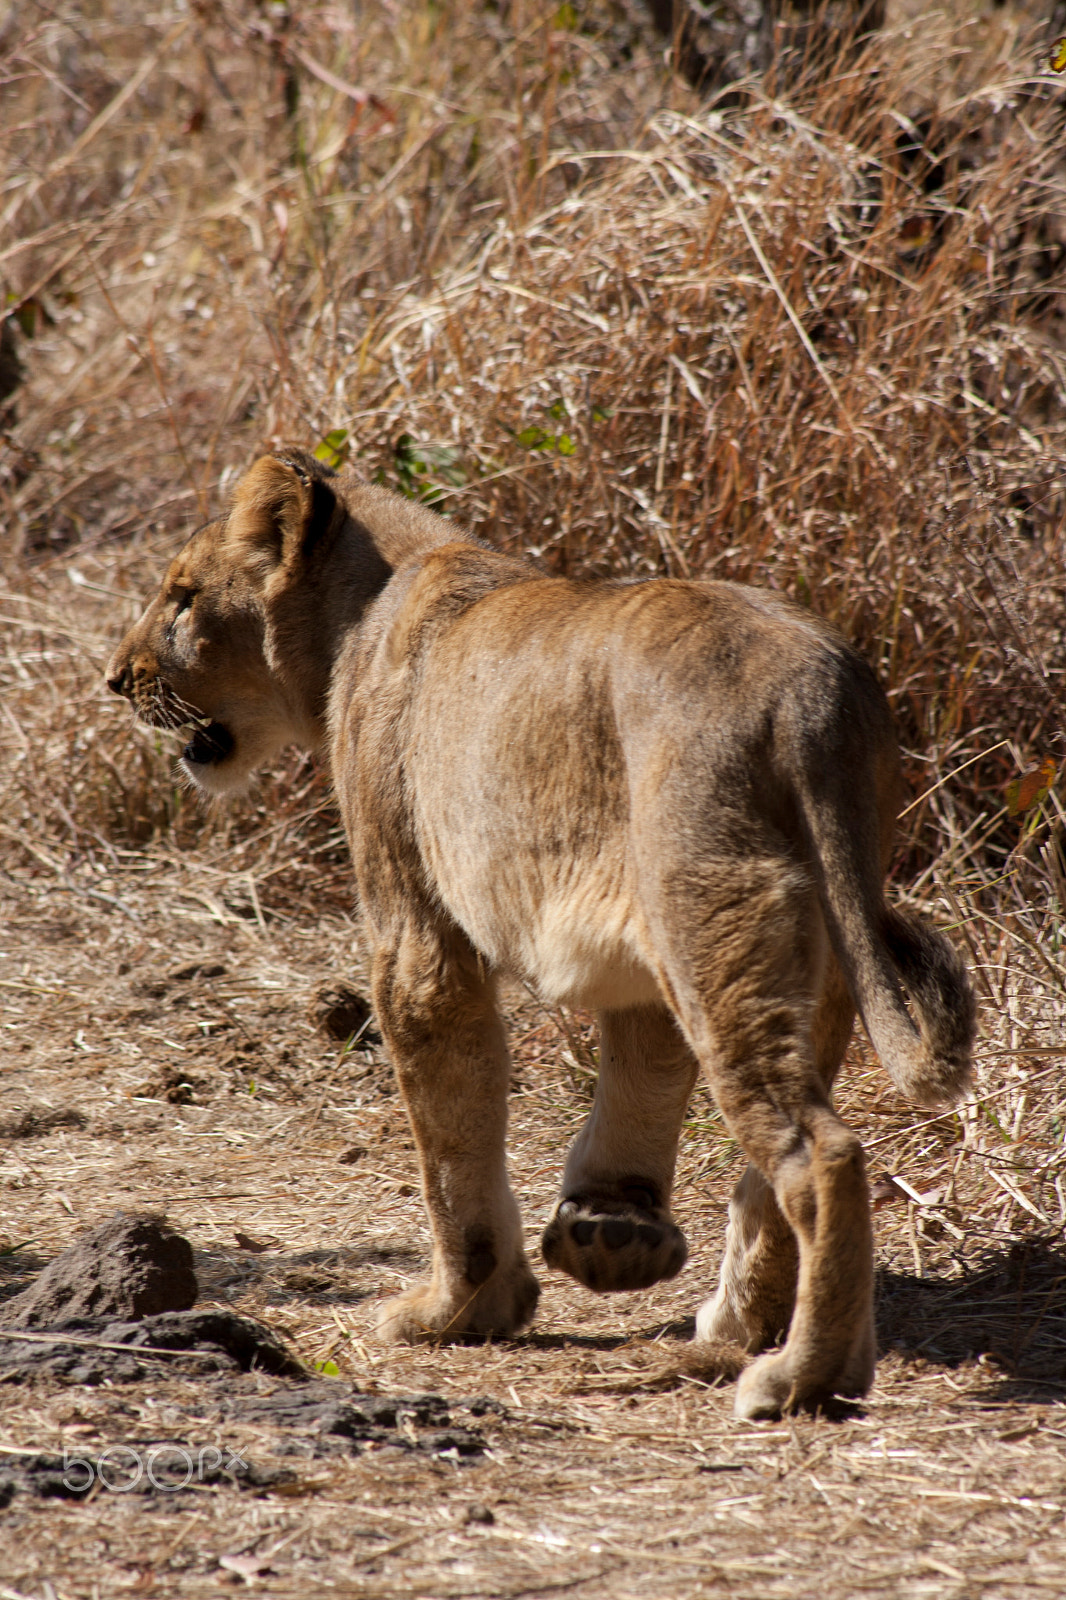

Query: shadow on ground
877;1235;1066;1402
194;1243;423;1307
0;1246;47;1309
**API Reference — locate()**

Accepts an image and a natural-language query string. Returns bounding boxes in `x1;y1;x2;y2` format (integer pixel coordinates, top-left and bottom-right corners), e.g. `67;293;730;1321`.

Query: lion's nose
106;659;133;698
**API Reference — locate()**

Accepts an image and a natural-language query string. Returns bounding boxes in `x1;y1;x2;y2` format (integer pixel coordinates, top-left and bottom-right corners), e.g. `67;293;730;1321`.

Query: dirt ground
1;856;1064;1599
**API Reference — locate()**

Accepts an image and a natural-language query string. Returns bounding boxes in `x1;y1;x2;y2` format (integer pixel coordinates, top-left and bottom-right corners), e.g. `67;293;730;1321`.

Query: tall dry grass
1;1;1064;1233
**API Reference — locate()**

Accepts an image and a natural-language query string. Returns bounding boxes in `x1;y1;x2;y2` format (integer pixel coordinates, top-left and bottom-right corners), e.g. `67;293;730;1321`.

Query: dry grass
1;0;1065;1594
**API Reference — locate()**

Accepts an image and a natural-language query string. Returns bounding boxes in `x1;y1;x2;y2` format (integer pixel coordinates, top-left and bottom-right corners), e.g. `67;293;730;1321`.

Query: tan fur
106;449;976;1419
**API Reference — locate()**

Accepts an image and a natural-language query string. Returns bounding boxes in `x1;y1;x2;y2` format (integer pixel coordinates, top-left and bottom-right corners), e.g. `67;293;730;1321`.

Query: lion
106;448;976;1419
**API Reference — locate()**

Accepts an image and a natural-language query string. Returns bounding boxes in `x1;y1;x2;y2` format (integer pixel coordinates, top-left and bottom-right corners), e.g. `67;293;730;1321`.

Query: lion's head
106;448;366;796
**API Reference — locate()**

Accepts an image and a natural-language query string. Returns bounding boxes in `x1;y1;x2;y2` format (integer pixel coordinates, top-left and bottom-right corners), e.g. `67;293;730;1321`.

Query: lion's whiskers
145;679;211;731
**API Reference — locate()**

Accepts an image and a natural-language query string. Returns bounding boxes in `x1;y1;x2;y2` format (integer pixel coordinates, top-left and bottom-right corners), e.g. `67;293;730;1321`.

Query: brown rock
0;1213;197;1329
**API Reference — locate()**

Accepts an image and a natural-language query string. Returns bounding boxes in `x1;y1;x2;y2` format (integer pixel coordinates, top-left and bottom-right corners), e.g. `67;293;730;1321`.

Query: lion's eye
166;589;195;641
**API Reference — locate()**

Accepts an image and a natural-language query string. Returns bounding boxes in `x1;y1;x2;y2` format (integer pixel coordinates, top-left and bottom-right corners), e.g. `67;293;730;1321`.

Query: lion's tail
795;730;976;1108
840;899;976;1106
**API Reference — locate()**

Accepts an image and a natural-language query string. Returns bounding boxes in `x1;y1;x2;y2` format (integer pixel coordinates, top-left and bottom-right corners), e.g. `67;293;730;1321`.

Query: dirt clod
132;1065;207;1104
168;961;227;981
222;1381;486;1458
0;1106;87;1139
0;1308;306;1384
234;1231;278;1254
310;983;380;1044
0;1213;198;1330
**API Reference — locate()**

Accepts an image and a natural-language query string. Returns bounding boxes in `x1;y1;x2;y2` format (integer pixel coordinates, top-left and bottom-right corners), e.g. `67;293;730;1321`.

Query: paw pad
541;1196;687;1293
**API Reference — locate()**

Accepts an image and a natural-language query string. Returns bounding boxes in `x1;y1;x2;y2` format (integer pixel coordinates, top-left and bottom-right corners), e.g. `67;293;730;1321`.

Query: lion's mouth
182;720;235;766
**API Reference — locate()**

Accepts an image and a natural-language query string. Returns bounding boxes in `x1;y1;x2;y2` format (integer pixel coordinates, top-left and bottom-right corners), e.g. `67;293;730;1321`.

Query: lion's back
338;554;885;1004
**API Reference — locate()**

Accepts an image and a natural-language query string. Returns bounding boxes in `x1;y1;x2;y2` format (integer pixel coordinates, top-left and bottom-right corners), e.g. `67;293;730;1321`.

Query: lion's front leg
370;924;539;1343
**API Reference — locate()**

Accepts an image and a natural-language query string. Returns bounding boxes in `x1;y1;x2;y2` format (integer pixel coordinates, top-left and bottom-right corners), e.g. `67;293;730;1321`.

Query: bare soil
1;868;1064;1598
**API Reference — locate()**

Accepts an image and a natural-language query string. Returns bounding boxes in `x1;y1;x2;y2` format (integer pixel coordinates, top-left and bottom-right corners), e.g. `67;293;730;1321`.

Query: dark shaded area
644;0;885;93
0;1213;197;1330
0;315;22;422
310;981;381;1045
0;1105;87;1139
196;1242;422;1307
0;1244;47;1306
524;1314;696;1352
0;1308;305;1385
876;1238;1066;1402
220;1380;490;1460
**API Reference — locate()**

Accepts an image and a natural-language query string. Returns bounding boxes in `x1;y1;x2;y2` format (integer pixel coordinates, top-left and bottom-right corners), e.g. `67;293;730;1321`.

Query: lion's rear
356;556;974;1101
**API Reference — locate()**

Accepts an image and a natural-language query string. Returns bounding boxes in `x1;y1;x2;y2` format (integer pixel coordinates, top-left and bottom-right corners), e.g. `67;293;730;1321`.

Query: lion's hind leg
541;1004;697;1293
655;857;875;1419
697;951;857;1357
371;922;539;1343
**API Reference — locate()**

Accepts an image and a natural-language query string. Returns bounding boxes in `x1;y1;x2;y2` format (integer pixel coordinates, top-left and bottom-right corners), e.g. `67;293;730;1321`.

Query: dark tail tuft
879;907;976;1105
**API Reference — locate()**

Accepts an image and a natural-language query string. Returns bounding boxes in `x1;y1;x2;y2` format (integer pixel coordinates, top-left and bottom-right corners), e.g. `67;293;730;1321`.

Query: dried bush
1;0;1063;1210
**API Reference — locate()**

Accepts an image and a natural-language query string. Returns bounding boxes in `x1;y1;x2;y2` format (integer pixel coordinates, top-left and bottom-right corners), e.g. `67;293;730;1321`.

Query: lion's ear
228;451;339;569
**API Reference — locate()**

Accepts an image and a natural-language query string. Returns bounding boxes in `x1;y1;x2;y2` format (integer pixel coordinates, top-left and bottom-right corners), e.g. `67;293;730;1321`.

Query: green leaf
553;2;577;28
516;427;553;450
591;406;613;424
547;398;569;422
315;1359;341;1377
394;434;466;501
314;428;350;469
422;444;466;486
556;433;576;456
983;1105;1009;1141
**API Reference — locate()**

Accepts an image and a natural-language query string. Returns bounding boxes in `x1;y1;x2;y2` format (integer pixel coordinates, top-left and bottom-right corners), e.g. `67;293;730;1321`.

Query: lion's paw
733;1350;796;1420
375;1263;540;1345
541;1196;687;1292
733;1336;875;1420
